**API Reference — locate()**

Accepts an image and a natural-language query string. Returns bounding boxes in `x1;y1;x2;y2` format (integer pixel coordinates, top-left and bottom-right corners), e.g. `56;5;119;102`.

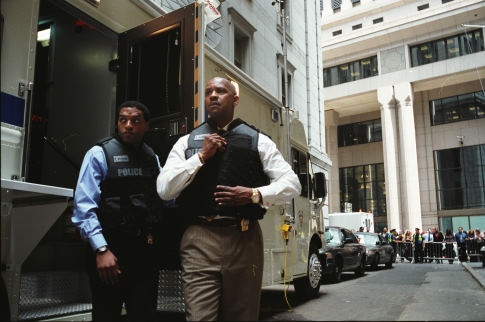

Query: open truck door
1;1;199;320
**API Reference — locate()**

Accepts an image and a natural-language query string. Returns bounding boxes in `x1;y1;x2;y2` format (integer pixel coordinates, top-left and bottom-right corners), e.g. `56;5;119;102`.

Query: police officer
72;101;162;322
413;228;424;263
157;77;301;321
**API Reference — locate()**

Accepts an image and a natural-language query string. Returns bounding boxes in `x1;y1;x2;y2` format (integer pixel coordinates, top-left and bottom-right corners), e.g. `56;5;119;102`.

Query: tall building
322;0;485;233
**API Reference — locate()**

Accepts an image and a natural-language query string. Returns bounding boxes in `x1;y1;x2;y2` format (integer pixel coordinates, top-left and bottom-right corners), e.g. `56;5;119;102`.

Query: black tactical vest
97;136;161;238
177;119;269;220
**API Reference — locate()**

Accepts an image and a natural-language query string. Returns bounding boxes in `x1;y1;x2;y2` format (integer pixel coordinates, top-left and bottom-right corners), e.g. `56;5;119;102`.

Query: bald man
157;77;300;321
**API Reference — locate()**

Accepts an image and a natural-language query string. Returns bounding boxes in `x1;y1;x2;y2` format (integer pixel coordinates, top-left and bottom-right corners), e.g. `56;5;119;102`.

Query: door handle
19;81;34;181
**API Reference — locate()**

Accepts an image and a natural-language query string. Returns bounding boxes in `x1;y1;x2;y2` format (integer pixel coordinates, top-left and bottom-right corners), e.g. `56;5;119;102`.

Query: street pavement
154;262;485;321
259;262;485;321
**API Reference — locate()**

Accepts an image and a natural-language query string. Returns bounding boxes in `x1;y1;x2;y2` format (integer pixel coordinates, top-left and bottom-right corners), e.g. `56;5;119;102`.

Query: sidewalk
461;261;485;290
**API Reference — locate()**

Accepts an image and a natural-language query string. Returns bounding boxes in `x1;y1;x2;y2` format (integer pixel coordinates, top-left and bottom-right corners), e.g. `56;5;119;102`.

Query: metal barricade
394;241;458;264
466;239;485;262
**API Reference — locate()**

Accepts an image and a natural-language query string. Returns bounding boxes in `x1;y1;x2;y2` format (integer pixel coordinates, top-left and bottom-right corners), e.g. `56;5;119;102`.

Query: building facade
322;0;485;233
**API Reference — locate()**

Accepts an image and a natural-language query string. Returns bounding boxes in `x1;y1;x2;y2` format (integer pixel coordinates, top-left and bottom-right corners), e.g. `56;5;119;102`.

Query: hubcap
308;253;322;288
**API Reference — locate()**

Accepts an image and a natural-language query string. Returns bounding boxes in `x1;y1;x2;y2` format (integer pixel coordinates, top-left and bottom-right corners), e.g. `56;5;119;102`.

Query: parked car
355;232;394;270
322;226;366;283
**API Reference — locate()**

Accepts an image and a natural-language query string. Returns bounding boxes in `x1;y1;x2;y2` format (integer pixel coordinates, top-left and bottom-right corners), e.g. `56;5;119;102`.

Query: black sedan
354;232;394;270
322;226;366;283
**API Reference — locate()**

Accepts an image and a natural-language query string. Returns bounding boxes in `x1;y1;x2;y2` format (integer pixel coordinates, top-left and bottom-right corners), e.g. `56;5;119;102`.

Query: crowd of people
374;227;485;264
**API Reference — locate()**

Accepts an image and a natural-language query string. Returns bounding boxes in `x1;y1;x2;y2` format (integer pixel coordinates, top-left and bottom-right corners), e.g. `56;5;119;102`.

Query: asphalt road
260;262;485;321
154;262;485;321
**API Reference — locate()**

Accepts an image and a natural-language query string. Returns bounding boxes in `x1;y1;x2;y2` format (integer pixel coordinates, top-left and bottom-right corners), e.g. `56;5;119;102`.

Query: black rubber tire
371;254;379;270
329;258;342;283
354;256;365;277
293;248;321;300
385;254;393;268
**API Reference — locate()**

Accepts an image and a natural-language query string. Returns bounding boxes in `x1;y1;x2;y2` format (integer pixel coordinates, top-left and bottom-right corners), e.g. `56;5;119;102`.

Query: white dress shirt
157;131;301;208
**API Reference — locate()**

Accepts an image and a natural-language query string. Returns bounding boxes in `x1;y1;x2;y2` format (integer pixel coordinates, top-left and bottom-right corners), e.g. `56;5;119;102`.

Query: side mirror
313;172;327;199
344;237;353;244
376;241;381;246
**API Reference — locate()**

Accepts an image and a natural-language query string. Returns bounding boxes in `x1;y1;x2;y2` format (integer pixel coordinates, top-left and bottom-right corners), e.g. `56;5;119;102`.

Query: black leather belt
193;217;240;228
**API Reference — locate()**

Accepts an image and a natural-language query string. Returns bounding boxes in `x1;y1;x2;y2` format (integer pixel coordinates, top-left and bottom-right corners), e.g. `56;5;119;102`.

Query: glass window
373;119;382;142
458;93;477;120
446;36;460;58
340;163;386;216
419;42;434;65
452;216;469;233
470;215;485;232
410;30;484;67
324;56;378;87
439;217;452;234
430;90;485;125
350;61;361;81
338;64;350;84
476;91;485;118
326;227;342;245
436;39;447;61
337;119;382;147
435;144;485;210
330;67;339;86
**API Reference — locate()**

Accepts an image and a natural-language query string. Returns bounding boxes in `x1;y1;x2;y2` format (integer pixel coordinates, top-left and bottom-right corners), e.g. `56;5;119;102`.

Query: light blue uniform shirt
72;145;161;251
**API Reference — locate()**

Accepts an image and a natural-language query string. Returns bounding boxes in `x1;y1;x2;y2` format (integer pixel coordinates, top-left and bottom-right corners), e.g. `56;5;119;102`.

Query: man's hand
96;250;121;285
199;134;226;163
214;185;254;206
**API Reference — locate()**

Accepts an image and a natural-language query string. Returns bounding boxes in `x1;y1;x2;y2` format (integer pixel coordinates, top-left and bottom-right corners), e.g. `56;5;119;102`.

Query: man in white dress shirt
157;77;301;321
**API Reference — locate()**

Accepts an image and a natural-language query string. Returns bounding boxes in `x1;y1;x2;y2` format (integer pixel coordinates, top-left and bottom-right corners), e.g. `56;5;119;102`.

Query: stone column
325;109;340;213
395;82;422;231
377;86;402;232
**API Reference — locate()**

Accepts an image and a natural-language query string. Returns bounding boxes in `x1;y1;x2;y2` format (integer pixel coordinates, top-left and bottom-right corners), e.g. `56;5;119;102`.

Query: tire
329;258;343;283
354;256;365;277
294;248;321;300
385;254;393;268
371;254;379;271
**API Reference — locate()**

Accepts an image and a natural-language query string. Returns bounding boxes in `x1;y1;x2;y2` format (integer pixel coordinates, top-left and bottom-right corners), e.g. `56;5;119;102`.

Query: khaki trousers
180;221;264;321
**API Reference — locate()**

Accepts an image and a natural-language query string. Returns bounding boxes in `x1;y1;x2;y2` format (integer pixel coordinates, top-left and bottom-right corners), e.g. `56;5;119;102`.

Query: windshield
325;228;342;245
355;233;379;246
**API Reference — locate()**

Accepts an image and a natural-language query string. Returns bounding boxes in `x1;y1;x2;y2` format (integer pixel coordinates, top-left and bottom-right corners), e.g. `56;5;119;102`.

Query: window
339;163;386;217
373;17;383;24
234;27;249;71
333;30;342;36
277;55;295;108
429;90;485;126
337;119;382;147
352;0;361;7
442;0;454;3
410;30;484;67
292;148;309;197
435;144;485;210
332;0;342;12
323;56;378;87
417;4;429;10
352;24;362;31
228;8;256;75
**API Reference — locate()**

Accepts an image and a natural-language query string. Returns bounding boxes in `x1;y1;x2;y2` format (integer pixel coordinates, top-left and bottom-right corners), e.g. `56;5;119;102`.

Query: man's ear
233;95;239;108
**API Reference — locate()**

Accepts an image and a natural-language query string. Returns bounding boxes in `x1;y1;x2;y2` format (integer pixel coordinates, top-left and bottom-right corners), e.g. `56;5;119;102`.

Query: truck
326;212;375;233
1;0;328;320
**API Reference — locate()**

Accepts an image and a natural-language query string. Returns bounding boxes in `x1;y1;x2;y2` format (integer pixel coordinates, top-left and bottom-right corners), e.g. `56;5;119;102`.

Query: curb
461;262;485;290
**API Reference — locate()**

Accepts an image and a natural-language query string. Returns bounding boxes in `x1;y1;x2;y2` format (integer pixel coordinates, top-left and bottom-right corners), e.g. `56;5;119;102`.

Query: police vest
413;234;423;244
177;119;270;220
97;137;161;237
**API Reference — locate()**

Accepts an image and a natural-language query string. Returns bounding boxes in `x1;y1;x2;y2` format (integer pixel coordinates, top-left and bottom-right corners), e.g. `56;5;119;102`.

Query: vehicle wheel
371;254;379;270
294;248;321;300
354;256;365;277
329;258;342;283
385;254;393;268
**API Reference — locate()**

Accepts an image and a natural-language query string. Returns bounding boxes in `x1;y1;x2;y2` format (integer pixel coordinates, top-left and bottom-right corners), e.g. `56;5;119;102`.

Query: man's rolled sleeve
257;134;301;207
